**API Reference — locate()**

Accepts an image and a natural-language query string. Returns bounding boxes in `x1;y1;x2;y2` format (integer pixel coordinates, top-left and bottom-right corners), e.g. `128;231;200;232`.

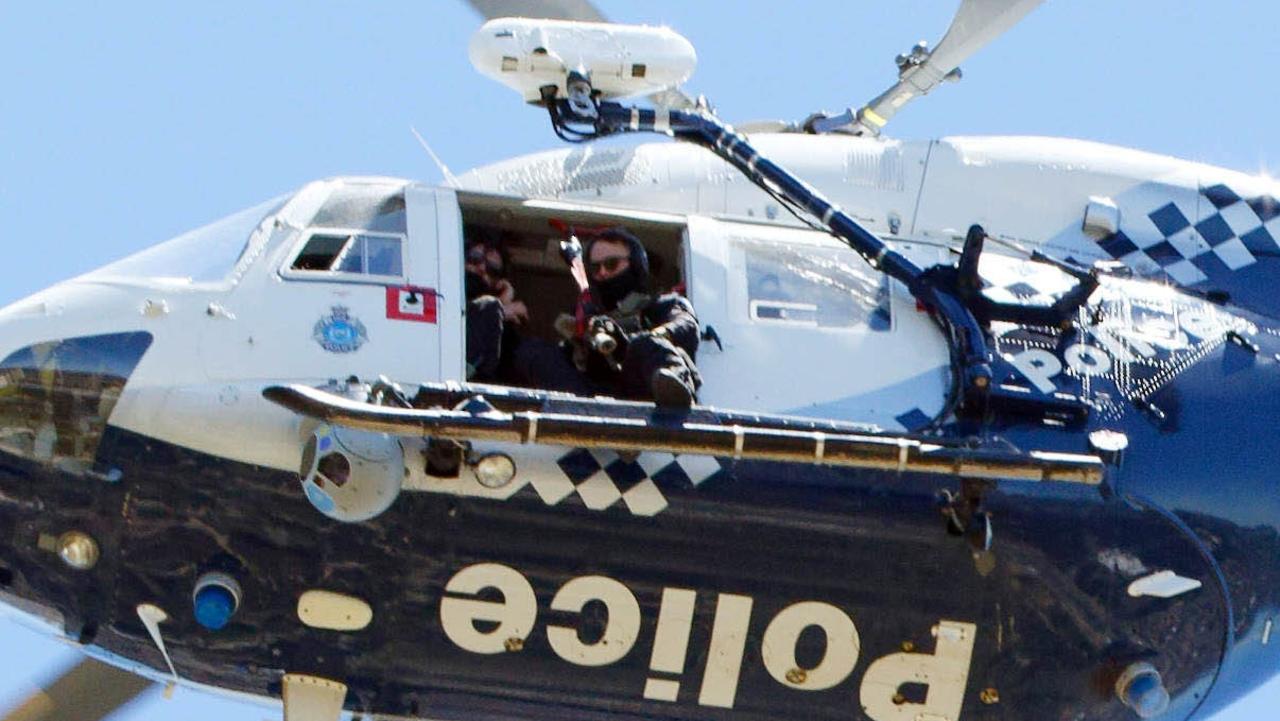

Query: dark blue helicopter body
0;279;1278;721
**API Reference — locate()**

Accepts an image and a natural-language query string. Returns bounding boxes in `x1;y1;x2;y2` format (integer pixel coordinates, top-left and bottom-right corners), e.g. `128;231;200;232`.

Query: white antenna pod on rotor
469;17;697;104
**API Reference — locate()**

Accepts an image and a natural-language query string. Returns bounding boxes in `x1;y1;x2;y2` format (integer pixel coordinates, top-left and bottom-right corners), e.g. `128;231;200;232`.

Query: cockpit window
741;239;891;330
285;231;405;280
281;182;408;283
293;234;350;271
85;196;285;285
0;332;152;473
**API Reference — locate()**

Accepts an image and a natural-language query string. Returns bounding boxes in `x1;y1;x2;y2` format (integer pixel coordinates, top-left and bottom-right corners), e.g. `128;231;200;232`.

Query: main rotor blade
1;657;154;721
465;0;607;22
809;0;1043;136
928;0;1043;76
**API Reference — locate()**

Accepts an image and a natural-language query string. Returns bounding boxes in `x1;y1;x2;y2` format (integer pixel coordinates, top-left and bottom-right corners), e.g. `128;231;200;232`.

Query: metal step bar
264;384;1103;485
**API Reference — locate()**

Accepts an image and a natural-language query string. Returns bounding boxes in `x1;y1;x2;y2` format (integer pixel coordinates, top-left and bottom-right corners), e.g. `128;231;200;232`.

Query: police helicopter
2;1;1280;721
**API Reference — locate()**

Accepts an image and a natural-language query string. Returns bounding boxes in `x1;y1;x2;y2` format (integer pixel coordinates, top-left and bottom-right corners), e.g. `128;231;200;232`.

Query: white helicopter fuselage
464;132;1280;294
4;132;1275;489
0;162;959;483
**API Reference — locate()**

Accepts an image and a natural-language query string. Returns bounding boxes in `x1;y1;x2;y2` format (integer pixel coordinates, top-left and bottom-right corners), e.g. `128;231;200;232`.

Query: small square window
364;236;402;276
335;240;364;274
286;231;404;281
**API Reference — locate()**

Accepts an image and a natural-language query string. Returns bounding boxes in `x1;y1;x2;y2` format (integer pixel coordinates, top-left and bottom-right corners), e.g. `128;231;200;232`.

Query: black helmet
584;227;649;311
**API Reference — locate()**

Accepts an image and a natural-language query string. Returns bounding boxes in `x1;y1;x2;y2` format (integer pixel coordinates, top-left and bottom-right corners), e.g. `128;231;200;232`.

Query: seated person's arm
492;279;528;324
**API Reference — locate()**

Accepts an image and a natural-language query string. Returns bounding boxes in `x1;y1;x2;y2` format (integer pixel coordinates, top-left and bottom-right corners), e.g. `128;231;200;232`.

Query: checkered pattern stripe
517;448;725;517
979;255;1078;307
1099;184;1280;285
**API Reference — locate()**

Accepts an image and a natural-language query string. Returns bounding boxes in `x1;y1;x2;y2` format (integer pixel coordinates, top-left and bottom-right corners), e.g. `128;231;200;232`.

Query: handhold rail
264;384;1104;485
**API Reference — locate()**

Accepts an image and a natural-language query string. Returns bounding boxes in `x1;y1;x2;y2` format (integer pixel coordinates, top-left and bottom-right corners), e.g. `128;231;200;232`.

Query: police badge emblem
313;306;368;353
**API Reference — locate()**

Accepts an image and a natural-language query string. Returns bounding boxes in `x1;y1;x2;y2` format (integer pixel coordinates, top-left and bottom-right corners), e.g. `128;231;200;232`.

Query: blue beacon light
1115;662;1170;719
193;572;242;631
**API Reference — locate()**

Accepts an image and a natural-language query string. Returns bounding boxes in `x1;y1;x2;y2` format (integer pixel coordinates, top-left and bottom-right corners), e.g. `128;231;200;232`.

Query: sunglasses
588;255;629;276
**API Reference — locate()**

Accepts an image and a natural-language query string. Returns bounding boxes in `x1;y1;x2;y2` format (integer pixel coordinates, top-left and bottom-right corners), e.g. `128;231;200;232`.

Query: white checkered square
1219;201;1260;237
522;453;579;504
978;256;1078;306
1212;237;1255;270
622;479;669;516
675;455;722;485
976;258;1020;287
1163;260;1207;285
983;258;1074;293
982;287;1020;305
529;467;578;505
576;471;623;510
1168;230;1209;260
637;451;676;476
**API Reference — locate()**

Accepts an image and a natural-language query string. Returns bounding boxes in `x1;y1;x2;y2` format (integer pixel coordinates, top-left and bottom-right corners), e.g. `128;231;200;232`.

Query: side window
740;238;891;330
284;230;405;282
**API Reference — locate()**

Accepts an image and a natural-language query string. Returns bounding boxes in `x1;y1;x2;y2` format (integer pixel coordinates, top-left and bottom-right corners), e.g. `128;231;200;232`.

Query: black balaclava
585;227;650;312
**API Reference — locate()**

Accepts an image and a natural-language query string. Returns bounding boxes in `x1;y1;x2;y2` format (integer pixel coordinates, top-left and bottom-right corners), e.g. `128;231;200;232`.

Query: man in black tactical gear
512;226;701;407
464;239;527;381
577;227;702;407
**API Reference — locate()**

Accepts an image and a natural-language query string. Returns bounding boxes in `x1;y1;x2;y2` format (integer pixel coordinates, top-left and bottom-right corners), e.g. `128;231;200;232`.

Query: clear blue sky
1;1;1278;718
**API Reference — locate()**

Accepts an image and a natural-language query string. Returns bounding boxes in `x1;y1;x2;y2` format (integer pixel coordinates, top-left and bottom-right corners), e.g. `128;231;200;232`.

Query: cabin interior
456;193;688;386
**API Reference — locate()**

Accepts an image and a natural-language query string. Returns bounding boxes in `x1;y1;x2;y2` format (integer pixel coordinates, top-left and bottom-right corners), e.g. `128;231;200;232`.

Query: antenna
410;126;460;188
